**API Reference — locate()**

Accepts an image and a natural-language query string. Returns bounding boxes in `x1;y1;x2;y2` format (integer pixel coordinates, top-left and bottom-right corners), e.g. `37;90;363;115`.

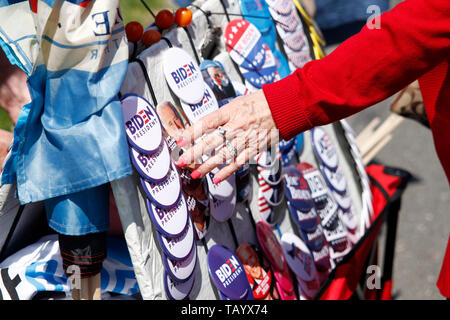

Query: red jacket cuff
262;73;312;141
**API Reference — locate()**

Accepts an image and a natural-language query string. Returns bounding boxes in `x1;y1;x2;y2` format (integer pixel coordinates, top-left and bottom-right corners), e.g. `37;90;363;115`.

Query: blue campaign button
239;44;277;88
239;0;273;34
287;201;319;233
282;165;314;213
207;244;251;300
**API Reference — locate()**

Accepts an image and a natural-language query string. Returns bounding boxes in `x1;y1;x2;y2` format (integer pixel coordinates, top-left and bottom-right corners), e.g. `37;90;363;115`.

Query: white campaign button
321;165;347;195
164;270;195;300
157;217;195;261
268;6;299;32
163;244;197;283
180;82;219;124
281;233;318;283
146;194;189;238
284;45;311;69
276;23;307;52
163;47;205;104
141;162;182;210
121;93;163;154
311;127;339;170
129;141;171;183
332;189;352;211
206;166;235;200
208;189;236;223
338;207;358;233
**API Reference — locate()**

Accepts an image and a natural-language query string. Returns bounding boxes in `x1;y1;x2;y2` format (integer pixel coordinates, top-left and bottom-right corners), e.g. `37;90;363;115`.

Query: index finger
177;107;228;147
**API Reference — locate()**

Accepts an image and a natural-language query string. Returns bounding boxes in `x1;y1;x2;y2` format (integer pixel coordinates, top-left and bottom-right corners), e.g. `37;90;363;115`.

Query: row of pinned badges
120;94;197;300
265;0;312;70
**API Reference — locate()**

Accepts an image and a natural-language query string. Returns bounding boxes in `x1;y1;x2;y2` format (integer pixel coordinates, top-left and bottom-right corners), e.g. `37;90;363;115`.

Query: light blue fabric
44;183;110;235
0;0;133;204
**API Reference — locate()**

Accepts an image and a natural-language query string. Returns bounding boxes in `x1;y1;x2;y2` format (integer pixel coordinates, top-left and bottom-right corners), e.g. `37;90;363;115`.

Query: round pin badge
225;19;266;70
297;162;328;208
256;148;278;169
207;244;251;300
206;166;235;200
332;189;352;212
164;269;195;300
265;0;294;15
310;243;331;272
281;233;318;283
208;175;236;222
156;217;195;261
255;222;286;273
141;162;182;210
239;0;273;34
262;24;277;52
259;176;284;207
268;6;299;32
282;165;314;213
299;222;326;252
287;201;319;233
285;45;311;68
146;193;189;238
281;143;297;166
276;24;307;52
180;82;219;124
162;47;205;105
272;49;291;79
121;93;163;155
321;165;347;195
239;44;277;89
257;159;282;186
311;127;339;171
338;206;358;233
129;141;171;183
163;244;197;283
257;189;276;226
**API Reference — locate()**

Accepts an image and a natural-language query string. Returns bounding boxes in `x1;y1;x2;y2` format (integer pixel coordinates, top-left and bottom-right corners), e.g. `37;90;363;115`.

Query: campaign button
163;269;195;300
239;44;277;88
297;162;328;209
225;19;266;70
338;206;358;233
180;82;219;124
262;24;277;52
163;47;205;104
185;194;209;241
276;23;307;52
146;193;189;238
256;148;278;169
265;0;294;15
272;49;291;79
311;127;339;171
278;137;295;152
268;6;299;32
310;243;331;272
317;198;340;230
296;273;320;300
299;223;326;252
129;141;171;183
287;201;319;233
239;0;273;34
282;165;314;213
257;159;282;186
121;93;163;155
322;219;348;252
141;162;182;210
273;269;296;299
207;244;250;300
281;233;318;282
255;222;292;292
156;216;195;261
257;189;277;226
208;192;236;222
206;166;235;200
281;142;297;166
259;176;284;207
332;189;352;212
163;243;197;283
285;45;311;68
321;165;347;196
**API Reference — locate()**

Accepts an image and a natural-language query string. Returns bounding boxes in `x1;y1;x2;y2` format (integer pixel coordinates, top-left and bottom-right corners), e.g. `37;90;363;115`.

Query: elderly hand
175;89;279;184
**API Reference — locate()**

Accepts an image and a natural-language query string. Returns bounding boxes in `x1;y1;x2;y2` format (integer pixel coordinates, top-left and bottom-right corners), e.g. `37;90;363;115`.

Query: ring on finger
216;126;227;142
225;140;238;159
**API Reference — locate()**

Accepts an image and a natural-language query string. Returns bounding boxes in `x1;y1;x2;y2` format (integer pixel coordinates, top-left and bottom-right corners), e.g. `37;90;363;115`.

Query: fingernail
177;138;186;147
190;169;201;180
213;176;221;184
175;157;187;167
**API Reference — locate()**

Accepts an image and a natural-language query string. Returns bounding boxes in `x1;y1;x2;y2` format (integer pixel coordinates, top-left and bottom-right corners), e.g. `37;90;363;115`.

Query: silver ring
225;140;238;158
216;126;227;141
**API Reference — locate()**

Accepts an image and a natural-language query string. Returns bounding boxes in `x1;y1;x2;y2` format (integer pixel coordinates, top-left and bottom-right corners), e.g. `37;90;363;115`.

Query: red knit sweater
262;0;450;298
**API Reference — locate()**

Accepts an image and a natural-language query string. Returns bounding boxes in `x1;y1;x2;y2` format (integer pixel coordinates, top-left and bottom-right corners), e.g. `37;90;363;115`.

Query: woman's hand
175;89;279;183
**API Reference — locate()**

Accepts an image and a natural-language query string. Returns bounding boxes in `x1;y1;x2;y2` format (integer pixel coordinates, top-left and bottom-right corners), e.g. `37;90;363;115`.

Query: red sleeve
262;0;450;140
